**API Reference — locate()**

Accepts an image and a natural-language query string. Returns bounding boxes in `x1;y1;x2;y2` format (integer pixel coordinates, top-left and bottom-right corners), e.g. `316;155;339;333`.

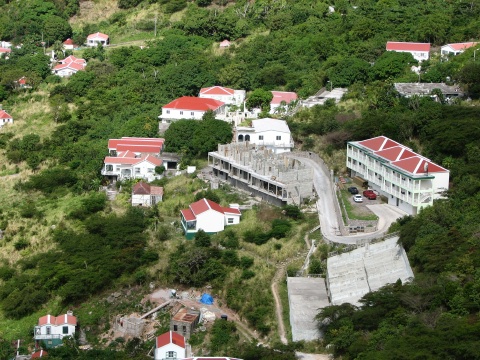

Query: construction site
208;143;314;206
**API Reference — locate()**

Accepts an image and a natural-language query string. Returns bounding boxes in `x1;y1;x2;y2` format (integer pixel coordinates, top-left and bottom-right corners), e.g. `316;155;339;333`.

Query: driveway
287;154;407;244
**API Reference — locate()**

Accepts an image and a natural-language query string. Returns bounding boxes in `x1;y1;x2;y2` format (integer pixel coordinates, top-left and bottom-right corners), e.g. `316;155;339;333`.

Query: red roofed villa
199;86;246;106
0;109;13;128
270;91;298;114
86;32;109;47
181;198;241;239
34;312;77;348
441;41;478;57
154;331;186;360
63;38;77;50
347;136;449;215
386;41;430;61
219;39;231;48
160;96;226;123
52;55;87;77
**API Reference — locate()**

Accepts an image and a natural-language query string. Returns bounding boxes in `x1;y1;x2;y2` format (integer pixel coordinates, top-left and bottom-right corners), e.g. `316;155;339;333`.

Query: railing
34;334;63;340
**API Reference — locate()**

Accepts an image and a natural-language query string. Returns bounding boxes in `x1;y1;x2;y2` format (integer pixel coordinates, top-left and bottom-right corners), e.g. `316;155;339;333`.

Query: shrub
14;239;29;251
222;250;239;266
240;256;254;269
0;266;15;281
243;229;271;245
269;219;291;239
283;204;303;219
241;269;255;279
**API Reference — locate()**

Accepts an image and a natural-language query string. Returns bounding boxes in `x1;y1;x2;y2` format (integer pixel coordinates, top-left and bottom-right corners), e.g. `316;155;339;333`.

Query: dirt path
271;263;288;344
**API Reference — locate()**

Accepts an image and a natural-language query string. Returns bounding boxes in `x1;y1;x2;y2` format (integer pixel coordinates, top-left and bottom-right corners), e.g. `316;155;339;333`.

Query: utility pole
154;13;157;38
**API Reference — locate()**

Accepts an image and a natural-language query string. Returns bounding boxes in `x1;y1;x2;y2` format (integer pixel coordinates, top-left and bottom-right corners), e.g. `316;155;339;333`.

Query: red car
363;189;377;200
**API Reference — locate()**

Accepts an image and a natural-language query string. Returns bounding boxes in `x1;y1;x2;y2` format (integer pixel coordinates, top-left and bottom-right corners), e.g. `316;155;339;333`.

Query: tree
246;89;273;111
195;229;211;247
43;15;72;43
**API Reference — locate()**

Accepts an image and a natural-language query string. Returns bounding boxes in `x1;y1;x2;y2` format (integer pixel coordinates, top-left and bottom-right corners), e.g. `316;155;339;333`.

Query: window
63;326;69;334
191;112;194;116
135;168;140;174
276;135;281;140
173;325;178;331
180;111;183;115
147;168;154;173
166;110;170;114
46;326;51;335
106;165;113;171
259;135;264;140
166;351;176;358
227;218;234;224
116;166;120;171
182;326;187;333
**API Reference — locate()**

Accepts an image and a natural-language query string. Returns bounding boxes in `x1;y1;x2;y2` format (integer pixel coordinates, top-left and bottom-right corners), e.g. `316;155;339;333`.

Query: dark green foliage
194;229;212;247
246;89;273;111
118;0;142;9
209;319;239;354
68;192;107;220
13;239;29;251
308;258;322;275
20;167;78;194
164;0;187;14
241;269;255;280
19;200;40;218
269;219;291;239
240;256;254;269
194;189;221;204
282;204;303;220
243;229;271;245
218;228;239;249
0;266;15;281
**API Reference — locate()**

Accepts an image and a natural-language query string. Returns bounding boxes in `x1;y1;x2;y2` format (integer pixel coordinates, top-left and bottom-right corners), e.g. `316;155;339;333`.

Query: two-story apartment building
235;118;294;154
34;312;77;349
386;41;430;61
160;96;226;123
346;136;449;215
102;137;165;182
199;86;246;107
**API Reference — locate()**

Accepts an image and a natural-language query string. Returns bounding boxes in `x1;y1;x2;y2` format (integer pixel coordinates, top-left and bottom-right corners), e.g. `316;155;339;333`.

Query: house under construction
208;143;314;206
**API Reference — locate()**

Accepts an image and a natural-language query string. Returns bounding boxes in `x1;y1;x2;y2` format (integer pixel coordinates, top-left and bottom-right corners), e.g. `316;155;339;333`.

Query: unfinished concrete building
170;307;200;340
208;143;314;206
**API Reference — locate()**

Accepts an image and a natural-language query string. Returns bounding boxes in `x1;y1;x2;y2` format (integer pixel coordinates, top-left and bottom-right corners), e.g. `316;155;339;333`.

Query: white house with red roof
386;41;430;61
132;181;163;206
108;137;165;156
34;312;77;349
63;38;77;50
235;118;293;154
199;86;246;107
160;96;226;124
0;47;11;58
180;198;241;239
52;55;87;77
441;42;478;57
154;331;187;360
219;39;231;48
86;32;109;47
270;91;298;114
0;109;13;128
347;136;449;215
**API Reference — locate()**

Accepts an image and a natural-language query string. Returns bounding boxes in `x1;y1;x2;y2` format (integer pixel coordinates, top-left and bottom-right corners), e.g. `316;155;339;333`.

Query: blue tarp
200;293;214;305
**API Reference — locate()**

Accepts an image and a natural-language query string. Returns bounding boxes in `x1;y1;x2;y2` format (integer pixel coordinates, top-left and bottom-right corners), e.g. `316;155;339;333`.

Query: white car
353;194;363;203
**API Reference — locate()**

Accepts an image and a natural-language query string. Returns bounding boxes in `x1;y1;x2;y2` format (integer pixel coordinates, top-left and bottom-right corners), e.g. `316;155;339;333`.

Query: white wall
132;194;152;206
154;343;185;360
224;214;240;225
38;324;75;337
196;210;225;233
0;118;13;127
432;172;449;198
161;109;204;121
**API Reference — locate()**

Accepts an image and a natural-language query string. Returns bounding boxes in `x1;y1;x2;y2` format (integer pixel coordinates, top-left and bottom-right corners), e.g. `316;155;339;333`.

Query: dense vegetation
0;0;480;358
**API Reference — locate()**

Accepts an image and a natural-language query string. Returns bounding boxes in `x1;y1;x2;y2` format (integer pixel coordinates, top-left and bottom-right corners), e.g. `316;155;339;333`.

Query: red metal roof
87;32;109;40
156;331;186;349
31;350;48;358
63;38;75;45
222;207;241;215
271;91;298;105
185;198;241;217
181;209;196;221
163;96;225;111
108;137;165;149
200;86;234;96
104;154;162;166
358;136;401;152
0;47;11;53
445;42;478;51
116;144;162;154
374;146;416;162
386;41;430;52
38;314;77;326
0;110;12;119
391;156;447;175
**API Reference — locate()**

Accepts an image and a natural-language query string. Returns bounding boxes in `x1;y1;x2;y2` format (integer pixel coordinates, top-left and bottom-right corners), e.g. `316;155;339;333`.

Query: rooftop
200;86;234;96
156;330;186;349
271;91;298;105
163;96;225;111
172;307;199;324
386;41;431;52
251;118;291;133
394;82;463;96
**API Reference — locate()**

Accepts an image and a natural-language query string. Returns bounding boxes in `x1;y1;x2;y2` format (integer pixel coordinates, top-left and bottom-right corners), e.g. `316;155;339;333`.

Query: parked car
347;186;359;194
353;194;363;203
363;189;377;200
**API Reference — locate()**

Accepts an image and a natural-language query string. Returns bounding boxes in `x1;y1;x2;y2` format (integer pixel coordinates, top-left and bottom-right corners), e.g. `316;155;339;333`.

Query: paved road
288;155;406;244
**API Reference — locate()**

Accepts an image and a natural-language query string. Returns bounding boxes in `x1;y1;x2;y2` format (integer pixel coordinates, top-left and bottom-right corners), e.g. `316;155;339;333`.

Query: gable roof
87;32;109;40
200;86;234;96
357;136;401;152
104;154;162;166
271;91;298;105
182;198;241;221
391;156;448;175
252;118;290;134
386;41;430;52
163;96;225;111
63;38;76;46
38;313;77;326
132;182;163;196
374;146;416;162
31;350;48;358
443;42;478;51
156;331;186;349
0;110;12;119
108;137;164;153
54;55;87;72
